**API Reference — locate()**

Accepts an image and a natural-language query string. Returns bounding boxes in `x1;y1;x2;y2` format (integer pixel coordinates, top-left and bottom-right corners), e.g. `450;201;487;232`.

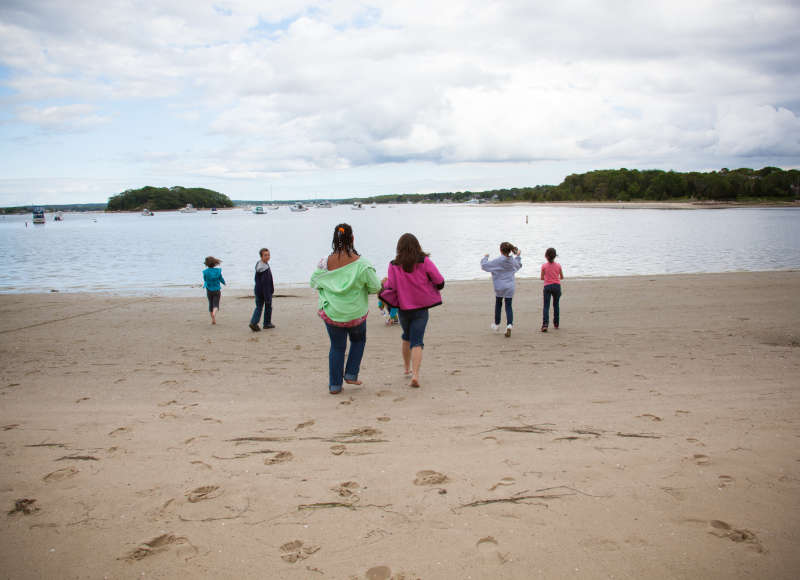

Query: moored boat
32;206;45;224
141;208;154;216
179;203;197;213
252;205;266;215
290;203;309;212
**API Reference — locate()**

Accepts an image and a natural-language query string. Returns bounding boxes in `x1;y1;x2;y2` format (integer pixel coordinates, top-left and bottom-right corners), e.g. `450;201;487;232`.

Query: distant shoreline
4;199;799;214
497;200;800;210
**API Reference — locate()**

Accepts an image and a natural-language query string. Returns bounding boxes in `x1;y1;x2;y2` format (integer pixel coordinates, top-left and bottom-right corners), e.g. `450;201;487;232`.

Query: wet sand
1;271;799;579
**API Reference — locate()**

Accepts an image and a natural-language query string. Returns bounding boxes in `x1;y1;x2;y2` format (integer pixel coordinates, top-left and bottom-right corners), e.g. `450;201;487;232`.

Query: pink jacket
386;257;445;311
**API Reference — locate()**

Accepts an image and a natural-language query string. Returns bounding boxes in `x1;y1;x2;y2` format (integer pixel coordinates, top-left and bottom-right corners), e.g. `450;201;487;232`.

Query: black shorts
206;290;221;311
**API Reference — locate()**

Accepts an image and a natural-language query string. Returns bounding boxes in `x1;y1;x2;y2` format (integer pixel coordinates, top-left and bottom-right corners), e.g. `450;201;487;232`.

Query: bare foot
404;369;412;376
344;379;362;385
410;378;420;388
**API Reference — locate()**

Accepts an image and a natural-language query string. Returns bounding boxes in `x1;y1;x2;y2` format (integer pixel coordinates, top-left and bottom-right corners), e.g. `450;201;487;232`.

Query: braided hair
331;223;359;257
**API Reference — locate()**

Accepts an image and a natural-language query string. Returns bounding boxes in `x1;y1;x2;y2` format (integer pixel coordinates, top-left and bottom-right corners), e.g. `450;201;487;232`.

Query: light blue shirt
481;255;522;298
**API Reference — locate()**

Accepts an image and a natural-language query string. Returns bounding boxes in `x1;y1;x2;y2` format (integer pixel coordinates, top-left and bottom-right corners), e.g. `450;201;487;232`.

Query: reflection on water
1;205;799;294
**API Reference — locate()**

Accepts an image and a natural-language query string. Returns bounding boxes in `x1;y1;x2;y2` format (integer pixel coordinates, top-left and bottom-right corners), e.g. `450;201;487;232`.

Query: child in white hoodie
480;242;522;337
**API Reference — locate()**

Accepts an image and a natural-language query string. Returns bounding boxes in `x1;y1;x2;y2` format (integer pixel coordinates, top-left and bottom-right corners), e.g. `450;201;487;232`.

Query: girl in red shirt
540;247;564;332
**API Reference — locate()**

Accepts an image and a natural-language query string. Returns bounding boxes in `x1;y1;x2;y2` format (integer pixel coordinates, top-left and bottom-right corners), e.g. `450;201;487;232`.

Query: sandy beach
1;271;799;579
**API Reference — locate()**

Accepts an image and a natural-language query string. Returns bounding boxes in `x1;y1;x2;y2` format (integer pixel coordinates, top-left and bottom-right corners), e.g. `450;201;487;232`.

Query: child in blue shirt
202;256;226;324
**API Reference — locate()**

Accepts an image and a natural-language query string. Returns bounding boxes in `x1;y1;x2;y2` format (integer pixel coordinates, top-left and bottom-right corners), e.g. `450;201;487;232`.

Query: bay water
1;204;798;294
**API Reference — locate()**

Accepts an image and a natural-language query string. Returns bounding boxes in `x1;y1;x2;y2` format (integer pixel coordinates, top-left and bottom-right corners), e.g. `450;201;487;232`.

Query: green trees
551;167;798;202
107;186;234;211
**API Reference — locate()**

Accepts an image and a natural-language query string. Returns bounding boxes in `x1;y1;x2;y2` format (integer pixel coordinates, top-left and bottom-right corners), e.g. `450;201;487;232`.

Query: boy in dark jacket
249;248;275;331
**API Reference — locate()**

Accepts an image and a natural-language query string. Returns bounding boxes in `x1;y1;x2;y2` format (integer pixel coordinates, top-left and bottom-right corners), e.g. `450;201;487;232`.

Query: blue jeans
543;284;561;326
494;297;513;325
399;309;429;348
250;294;272;326
325;320;367;388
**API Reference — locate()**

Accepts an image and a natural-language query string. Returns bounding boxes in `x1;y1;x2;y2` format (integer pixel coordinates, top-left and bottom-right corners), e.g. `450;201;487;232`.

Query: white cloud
17;103;110;130
0;0;799;203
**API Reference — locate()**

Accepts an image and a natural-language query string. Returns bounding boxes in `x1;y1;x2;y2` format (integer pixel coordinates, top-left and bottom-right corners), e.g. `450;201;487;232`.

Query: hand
381;277;388;285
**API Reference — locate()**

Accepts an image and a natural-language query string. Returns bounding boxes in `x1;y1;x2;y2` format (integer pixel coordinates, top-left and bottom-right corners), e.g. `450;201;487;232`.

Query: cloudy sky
1;0;799;205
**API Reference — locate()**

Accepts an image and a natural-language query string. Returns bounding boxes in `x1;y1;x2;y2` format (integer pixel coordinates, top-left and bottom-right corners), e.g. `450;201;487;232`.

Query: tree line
106;186;234;211
350;167;800;204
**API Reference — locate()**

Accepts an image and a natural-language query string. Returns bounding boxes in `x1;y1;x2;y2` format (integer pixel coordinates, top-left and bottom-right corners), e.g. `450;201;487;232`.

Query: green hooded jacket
310;257;382;322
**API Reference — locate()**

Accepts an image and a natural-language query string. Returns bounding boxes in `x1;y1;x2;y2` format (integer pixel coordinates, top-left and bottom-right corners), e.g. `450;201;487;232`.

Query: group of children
201;243;564;334
481;244;564;335
201;249;275;330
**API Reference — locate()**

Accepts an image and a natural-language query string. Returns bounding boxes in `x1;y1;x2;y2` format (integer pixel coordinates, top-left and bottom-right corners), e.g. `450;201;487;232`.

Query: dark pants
494;297;513;325
250;294;272;326
206;290;221;312
543;284;561;326
399;309;429;348
324;320;367;388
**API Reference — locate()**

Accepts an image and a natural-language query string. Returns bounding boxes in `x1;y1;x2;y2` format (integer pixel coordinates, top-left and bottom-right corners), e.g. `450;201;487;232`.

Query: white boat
352;202;365;210
290;203;309;212
269;205;280;211
252;205;266;214
317;201;332;208
141;208;154;216
179;203;197;213
54;211;64;221
370;203;377;208
32;206;45;224
211;207;218;215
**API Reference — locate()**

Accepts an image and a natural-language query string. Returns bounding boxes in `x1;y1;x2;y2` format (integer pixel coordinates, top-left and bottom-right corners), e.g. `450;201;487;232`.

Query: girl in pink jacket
383;233;445;388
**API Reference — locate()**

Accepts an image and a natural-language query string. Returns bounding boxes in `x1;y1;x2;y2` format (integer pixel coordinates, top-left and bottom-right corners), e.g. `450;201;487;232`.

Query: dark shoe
249;323;261;332
264;323;275;329
541;325;548;332
554;322;559;329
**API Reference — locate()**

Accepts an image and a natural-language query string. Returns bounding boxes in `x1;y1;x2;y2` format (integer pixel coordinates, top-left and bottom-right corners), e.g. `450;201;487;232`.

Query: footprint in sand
717;475;734;488
376;416;391;422
330;445;346;456
185;485;222;503
331;481;360;498
414;470;448;486
476;536;511;564
43;467;79;482
708;520;764;553
108;427;130;436
365;565;392;580
279;540;320;563
295;420;315;431
693;454;711;466
265;451;293;465
122;533;196;561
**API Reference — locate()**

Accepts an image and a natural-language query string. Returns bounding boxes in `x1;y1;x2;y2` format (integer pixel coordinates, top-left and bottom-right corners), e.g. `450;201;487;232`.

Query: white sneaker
505;324;512;337
491;323;499;332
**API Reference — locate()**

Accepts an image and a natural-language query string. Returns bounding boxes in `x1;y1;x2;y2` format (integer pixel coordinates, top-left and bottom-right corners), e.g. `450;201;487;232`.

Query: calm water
1;205;799;294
